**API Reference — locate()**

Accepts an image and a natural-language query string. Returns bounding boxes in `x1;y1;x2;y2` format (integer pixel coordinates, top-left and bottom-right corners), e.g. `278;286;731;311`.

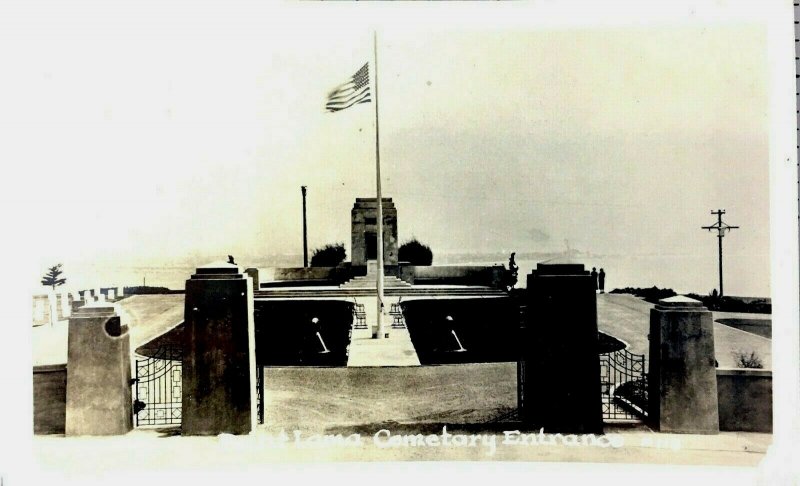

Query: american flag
326;63;371;112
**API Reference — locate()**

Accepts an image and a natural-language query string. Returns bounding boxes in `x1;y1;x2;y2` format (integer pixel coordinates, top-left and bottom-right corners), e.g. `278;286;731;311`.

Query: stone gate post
519;261;603;433
648;296;719;433
65;302;133;435
182;262;256;435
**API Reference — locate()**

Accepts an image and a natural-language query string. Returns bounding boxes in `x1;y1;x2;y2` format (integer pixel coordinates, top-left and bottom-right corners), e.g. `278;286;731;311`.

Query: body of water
43;252;770;299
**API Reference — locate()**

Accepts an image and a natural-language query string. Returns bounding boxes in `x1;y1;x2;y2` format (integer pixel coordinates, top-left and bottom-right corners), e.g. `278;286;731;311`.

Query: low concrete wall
407;265;506;287
262;264;506;288
716;368;772;433
272;267;337;280
264;266;351;285
33;364;67;434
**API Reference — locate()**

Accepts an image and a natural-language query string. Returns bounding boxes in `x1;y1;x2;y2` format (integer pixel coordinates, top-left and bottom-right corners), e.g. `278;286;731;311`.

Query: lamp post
301;186;308;268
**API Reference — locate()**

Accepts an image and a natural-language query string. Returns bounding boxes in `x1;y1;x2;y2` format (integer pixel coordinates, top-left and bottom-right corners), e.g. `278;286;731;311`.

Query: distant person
507;252;519;291
599;268;606;294
227;255;236;265
711;288;718;299
591;267;598;292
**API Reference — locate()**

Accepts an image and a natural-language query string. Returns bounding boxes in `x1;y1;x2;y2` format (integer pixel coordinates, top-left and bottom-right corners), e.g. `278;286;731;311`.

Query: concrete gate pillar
65;302;133;436
182;262;256;435
648;296;719;433
519;262;603;433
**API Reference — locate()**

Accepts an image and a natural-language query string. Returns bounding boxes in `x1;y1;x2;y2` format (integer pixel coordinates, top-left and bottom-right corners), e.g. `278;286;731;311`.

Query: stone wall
405;265;506;287
33;364;67;434
271;267;340;281
716;368;772;432
262;266;353;287
259;263;506;288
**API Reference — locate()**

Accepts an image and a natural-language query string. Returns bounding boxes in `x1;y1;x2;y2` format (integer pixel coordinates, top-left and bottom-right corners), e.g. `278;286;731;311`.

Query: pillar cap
655;295;707;311
73;302;117;318
532;257;587;276
191;261;244;280
194;261;240;273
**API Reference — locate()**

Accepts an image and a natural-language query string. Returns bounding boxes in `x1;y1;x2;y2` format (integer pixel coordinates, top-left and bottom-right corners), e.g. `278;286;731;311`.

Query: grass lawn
715;318;771;339
263;363;517;433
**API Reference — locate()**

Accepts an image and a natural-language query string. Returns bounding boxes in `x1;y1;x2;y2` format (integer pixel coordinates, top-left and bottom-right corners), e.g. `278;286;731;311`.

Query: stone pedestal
519;261;603;433
648;296;719;434
182;262;256;435
65;302;133;436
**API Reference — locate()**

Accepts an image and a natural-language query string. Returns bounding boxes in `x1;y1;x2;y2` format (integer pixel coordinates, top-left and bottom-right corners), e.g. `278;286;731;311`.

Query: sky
2;3;799;482
2;2;777;296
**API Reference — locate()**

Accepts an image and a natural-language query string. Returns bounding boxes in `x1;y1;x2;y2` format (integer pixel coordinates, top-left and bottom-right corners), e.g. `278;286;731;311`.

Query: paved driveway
597;294;771;369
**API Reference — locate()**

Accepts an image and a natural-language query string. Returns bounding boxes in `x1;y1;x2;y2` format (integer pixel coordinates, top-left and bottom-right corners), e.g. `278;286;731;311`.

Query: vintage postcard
4;1;799;485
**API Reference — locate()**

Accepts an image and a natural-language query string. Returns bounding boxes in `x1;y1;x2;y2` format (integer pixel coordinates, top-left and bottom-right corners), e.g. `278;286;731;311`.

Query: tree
399;238;433;265
310;243;346;267
41;264;66;290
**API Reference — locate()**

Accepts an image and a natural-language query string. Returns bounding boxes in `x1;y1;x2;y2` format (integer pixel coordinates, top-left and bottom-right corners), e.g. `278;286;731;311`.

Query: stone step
254;287;507;299
340;276;412;289
346;282;411;286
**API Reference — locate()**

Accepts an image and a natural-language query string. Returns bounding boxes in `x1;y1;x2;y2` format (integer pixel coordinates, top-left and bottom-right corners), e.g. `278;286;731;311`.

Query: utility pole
702;209;739;297
301;186;308;268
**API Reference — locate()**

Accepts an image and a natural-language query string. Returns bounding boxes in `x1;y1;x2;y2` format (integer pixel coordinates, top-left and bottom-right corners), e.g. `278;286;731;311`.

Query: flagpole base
371;329;390;339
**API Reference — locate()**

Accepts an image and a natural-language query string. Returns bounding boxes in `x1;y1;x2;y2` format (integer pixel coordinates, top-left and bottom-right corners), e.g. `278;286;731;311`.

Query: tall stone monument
648;296;719;434
182;262;256;435
351;198;398;267
65;302;133;435
519;261;603;433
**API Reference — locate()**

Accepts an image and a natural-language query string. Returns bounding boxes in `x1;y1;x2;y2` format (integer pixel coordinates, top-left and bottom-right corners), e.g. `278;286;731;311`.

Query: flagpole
373;30;387;340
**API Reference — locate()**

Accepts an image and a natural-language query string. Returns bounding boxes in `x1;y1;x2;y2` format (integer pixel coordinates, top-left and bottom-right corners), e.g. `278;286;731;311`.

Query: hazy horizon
15;19;770;297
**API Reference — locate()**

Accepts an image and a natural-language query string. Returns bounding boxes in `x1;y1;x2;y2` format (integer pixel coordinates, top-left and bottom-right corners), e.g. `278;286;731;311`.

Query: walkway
346;296;420;367
597;294;772;368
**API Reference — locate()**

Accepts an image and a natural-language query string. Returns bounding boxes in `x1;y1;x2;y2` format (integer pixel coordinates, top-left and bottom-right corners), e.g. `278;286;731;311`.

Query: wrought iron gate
134;345;183;427
134;345;265;427
599;347;648;422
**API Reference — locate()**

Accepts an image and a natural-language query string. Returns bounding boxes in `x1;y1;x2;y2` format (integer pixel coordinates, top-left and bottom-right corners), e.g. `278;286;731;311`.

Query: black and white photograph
3;1;799;485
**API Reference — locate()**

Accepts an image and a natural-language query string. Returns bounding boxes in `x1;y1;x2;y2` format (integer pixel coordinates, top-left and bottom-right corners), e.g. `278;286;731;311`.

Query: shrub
310;243;346;267
686;294;771;314
398;238;433;265
733;350;764;369
610;286;677;304
124;286;177;295
614;377;648;412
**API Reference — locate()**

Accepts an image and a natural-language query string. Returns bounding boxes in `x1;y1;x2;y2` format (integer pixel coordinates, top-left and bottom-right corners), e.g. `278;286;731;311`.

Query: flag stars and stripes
326;63;371;112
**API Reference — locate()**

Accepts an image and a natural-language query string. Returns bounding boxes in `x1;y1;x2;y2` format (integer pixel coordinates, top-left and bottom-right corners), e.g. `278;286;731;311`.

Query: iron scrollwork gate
134;345;265;427
600;347;648;422
134;345;183;427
